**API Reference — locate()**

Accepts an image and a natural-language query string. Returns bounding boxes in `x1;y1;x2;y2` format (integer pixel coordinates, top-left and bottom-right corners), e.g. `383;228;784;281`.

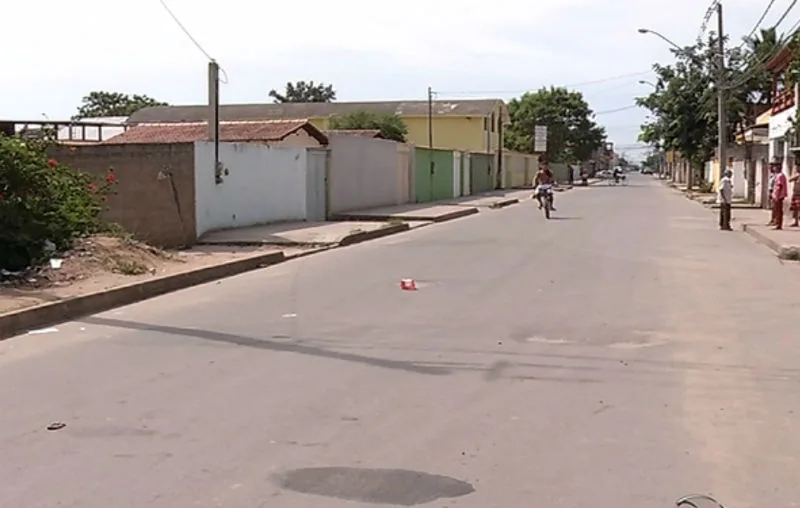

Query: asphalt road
3;175;800;508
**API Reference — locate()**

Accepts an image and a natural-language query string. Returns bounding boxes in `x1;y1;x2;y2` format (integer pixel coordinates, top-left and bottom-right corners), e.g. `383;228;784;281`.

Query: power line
725;9;800;90
435;70;653;96
745;0;777;40
727;0;798;73
595;104;639;115
157;0;229;83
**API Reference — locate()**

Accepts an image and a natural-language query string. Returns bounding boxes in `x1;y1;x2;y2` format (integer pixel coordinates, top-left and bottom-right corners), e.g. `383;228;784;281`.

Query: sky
3;0;798;160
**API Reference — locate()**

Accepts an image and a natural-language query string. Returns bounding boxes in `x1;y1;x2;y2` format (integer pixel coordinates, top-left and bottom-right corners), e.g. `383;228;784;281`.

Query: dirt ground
0;235;310;315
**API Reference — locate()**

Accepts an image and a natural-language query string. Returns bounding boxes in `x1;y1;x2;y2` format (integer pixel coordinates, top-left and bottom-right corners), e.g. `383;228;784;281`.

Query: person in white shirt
718;169;733;231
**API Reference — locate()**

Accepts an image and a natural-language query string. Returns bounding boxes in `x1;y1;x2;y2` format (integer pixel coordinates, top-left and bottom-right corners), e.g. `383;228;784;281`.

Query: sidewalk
733;208;800;260
332;203;479;222
674;184;800;260
445;189;530;208
199;221;412;247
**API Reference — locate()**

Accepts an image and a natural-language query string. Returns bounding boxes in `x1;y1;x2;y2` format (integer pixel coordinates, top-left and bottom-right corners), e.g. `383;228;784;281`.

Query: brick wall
50;143;197;248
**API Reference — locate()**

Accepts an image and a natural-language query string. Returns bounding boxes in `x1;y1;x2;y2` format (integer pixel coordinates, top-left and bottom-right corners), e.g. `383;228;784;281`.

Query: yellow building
127;99;510;154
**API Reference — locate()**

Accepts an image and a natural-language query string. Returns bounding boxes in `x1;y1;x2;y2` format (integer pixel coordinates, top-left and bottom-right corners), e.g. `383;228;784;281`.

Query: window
775;71;786;94
491;112;495;132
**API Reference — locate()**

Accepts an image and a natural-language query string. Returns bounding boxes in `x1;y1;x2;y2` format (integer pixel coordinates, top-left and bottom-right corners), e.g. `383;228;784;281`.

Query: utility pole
716;1;727;191
208;60;222;184
427;87;434;201
427;87;433;149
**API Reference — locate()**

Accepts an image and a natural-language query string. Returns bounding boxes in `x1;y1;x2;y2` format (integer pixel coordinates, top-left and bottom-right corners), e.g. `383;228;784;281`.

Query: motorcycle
535;185;554;219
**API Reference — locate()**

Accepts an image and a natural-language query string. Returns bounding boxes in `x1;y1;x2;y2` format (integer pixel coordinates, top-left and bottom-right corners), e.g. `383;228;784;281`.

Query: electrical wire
435;70;653;96
745;0;777;41
595;105;639;115
157;0;229;83
725;0;798;77
725;13;800;90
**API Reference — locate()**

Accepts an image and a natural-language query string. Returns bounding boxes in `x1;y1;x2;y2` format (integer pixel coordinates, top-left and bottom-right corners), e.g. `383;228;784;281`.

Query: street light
637;28;684;52
638;80;657;88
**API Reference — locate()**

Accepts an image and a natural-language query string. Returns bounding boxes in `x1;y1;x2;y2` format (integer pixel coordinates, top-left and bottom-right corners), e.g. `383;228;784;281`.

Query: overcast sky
3;0;797;159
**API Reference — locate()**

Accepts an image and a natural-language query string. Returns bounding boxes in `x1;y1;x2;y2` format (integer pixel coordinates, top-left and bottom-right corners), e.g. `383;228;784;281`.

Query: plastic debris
400;279;417;291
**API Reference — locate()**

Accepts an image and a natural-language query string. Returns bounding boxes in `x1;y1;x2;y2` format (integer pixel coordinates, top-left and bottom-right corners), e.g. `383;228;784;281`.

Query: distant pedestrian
790;168;800;227
772;165;789;230
767;162;779;226
718;169;733;231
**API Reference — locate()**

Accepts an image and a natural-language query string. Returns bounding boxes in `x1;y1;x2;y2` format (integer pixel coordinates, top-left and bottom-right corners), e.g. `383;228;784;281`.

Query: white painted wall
328;135;408;213
305;148;328;221
462;154;472;195
452;151;462;197
194;141;308;237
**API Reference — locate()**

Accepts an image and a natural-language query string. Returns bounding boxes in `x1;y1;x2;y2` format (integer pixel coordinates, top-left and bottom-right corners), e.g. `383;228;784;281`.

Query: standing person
772;165;789;230
718;169;733;231
767;162;779;226
790;169;800;227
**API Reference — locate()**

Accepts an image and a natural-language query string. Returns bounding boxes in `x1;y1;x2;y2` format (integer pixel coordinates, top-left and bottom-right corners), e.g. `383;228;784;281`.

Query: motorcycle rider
533;165;557;211
612;166;623;183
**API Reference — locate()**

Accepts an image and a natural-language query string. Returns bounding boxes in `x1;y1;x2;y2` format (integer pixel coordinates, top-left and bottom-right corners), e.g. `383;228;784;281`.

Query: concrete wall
327;135;410;213
194;142;309;238
503;152;540;187
710;144;770;197
51;143;196;248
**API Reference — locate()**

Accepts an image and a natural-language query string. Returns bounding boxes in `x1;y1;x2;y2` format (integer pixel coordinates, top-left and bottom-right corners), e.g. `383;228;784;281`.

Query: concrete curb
430;207;480;222
488;198;520;209
741;224;800;260
339;222;410;246
708;203;760;210
199;223;411;249
0;250;285;341
333;206;479;223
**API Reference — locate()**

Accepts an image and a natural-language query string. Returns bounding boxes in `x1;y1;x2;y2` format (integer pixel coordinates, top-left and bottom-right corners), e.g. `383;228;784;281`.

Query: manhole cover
274;467;475;505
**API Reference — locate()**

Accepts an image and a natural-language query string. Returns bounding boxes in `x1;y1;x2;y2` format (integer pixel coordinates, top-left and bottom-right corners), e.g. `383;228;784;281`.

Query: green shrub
0;135;116;271
697;181;714;194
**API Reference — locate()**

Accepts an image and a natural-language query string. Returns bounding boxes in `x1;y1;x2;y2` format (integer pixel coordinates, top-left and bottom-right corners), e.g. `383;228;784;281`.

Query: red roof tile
104;120;328;145
325;129;385;139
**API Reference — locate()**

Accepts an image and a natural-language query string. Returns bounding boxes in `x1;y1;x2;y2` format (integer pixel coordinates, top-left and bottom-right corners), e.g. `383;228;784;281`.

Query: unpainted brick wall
50;143;197;248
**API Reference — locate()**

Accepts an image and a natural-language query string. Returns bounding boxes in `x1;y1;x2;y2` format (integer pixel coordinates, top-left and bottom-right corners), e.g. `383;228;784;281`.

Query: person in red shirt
772;165;789;230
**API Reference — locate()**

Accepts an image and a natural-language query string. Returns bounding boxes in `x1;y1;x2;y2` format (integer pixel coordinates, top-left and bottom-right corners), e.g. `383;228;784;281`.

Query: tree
328;111;408;142
636;40;717;189
74;91;167;119
268;81;336;103
636;30;787;192
504;87;606;163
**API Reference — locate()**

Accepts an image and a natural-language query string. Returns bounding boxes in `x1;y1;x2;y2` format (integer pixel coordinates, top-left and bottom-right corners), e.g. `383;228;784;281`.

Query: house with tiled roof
127;99;509;155
105;119;327;147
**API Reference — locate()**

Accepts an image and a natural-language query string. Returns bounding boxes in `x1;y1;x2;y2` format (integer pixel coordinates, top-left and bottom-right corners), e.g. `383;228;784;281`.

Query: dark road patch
274;467;475;505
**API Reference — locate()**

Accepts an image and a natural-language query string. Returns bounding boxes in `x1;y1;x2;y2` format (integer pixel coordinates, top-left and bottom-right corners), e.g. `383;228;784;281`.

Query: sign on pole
534;125;547;152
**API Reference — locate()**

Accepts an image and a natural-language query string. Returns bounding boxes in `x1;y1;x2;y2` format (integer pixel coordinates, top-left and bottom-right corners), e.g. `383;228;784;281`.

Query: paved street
3;174;800;508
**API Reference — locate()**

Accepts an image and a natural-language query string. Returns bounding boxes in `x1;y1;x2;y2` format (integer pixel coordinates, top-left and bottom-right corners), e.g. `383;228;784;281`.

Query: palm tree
743;27;782;106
